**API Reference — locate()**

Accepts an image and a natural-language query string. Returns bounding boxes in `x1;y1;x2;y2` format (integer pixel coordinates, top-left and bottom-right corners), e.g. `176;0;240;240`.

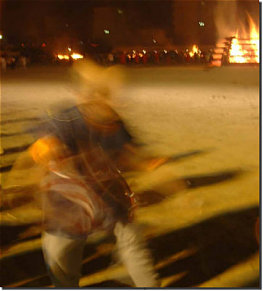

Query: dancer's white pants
42;222;159;287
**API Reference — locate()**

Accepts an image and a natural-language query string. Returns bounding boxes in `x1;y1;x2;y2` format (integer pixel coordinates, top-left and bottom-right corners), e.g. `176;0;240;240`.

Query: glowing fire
189;45;200;57
56;52;84;61
57;54;70;60
71;53;84;60
229;14;259;64
229;38;247;63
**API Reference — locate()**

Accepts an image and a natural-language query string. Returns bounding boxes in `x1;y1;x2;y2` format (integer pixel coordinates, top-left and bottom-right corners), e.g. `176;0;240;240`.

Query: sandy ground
0;64;260;288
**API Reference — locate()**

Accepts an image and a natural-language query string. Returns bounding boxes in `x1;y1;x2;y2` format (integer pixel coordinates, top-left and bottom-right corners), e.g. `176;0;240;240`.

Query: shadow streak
185;169;243;189
167;149;210;163
149;206;259;287
0;207;259;288
137;169;243;207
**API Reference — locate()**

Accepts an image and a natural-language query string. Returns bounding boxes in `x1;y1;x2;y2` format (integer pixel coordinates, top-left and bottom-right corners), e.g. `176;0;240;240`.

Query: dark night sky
1;1;92;42
0;0;260;46
1;1;171;41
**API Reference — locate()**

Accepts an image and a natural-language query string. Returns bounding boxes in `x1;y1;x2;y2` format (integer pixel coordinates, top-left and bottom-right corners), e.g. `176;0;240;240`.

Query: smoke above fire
214;1;238;40
214;0;259;41
212;1;259;66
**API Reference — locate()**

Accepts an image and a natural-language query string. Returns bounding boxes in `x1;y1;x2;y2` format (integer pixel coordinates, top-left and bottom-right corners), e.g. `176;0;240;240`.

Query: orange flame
229;13;259;64
56;52;84;61
71;53;84;60
229;37;247;63
57;54;70;60
189;44;199;57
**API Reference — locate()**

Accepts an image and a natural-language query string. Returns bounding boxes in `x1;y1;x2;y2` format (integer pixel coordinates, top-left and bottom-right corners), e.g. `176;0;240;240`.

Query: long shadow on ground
81;206;259;288
0;167;257;287
137;169;243;206
149;206;259;287
0;206;259;287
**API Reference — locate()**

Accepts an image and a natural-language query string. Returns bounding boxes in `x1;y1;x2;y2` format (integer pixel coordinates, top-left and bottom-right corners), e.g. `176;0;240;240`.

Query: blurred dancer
29;60;160;288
